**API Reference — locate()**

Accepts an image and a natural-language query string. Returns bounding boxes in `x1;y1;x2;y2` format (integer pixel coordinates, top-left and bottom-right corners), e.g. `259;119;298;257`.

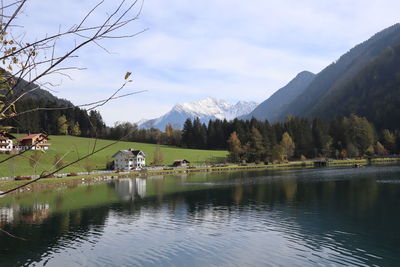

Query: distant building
172;159;190;167
0;132;16;153
112;149;146;171
15;133;51;151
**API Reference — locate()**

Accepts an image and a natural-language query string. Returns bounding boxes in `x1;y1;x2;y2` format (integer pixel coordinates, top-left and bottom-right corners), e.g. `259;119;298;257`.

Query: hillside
308;44;400;130
1;70;72;106
0;135;228;177
0;73;106;136
274;23;400;121
242;71;315;122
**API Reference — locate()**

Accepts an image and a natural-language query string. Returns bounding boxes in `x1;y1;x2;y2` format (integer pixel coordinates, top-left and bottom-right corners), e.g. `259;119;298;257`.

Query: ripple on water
3;166;400;266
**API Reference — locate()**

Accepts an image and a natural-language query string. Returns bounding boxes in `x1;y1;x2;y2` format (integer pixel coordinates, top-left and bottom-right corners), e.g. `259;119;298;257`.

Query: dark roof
131;150;143;156
173;159;190;163
112;149;146;158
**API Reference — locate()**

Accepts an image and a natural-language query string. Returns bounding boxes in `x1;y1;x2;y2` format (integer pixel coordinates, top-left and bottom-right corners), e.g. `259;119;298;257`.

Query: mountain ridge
275;23;400;120
138;97;258;130
242;70;315;122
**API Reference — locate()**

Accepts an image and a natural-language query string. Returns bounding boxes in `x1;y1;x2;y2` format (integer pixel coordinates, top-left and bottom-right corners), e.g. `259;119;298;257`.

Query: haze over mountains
138;97;258;130
246;23;400;130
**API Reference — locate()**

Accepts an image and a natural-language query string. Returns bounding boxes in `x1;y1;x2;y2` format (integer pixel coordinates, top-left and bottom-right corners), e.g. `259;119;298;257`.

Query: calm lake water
1;166;400;266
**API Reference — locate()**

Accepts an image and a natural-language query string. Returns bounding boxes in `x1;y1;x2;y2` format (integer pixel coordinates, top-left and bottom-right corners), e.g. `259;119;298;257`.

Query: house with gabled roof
0;131;16;153
15;133;50;151
112;148;146;171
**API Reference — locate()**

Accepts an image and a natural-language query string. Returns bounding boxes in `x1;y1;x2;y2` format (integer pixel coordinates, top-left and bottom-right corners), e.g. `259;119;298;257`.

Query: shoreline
1;157;399;196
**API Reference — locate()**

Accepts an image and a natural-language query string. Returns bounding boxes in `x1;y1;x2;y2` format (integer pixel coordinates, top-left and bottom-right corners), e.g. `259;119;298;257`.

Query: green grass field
0;135;228;177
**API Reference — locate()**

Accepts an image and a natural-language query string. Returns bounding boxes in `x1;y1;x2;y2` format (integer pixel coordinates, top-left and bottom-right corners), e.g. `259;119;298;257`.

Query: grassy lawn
0;135;228;177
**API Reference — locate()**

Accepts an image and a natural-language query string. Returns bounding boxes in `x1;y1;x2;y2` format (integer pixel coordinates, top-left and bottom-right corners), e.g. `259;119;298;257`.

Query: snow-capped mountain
138;97;258;130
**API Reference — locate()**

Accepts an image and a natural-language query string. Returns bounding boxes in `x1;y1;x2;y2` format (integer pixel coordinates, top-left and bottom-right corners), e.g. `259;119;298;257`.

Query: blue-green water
1;166;400;266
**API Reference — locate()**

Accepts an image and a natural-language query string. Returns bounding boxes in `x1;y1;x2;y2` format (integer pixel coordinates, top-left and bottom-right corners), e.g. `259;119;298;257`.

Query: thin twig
0;227;27;241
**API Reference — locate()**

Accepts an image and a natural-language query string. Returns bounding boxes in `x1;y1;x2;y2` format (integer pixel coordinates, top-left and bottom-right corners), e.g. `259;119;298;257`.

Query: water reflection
112;178;147;201
0;203;50;227
0;166;400;266
0;206;15;226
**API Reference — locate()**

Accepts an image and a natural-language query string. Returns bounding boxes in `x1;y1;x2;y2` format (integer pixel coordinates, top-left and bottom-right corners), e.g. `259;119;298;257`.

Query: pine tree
312;118;332;157
181;119;193;148
248;127;265;162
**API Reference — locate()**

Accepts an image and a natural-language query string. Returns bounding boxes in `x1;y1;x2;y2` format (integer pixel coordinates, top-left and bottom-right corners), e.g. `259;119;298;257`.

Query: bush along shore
1;157;399;195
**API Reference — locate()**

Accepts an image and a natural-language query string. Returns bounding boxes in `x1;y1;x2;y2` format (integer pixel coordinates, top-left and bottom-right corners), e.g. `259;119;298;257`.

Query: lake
1;166;400;266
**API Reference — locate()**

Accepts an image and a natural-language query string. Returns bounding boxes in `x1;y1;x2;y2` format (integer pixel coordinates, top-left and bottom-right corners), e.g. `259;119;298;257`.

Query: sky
13;0;400;125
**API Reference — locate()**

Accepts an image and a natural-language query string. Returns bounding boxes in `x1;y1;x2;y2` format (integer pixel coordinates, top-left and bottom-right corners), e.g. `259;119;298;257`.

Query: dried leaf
124;71;132;80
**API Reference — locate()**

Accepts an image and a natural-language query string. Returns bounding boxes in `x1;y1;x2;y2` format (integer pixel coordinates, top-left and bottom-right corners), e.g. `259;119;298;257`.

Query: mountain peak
296;70;315;78
241;71;316;122
139;97;258;130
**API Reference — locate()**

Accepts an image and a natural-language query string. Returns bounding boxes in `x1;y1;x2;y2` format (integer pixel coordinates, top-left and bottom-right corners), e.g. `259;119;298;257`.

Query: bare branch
1;0;26;35
0;227;27;241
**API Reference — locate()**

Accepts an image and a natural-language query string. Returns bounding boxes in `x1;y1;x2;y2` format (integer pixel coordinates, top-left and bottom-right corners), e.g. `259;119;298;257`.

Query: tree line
100;114;400;163
4;98;106;137
180;115;400;163
5;97;400;164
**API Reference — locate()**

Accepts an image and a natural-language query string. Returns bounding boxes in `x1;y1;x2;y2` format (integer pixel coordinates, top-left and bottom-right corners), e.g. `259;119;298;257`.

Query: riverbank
1;157;399;195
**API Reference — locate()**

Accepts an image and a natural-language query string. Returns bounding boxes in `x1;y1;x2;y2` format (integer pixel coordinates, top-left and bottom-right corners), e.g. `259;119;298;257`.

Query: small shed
173;159;190;167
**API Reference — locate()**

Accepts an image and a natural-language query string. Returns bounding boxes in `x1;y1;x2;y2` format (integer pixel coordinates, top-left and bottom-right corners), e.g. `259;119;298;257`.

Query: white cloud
12;0;400;125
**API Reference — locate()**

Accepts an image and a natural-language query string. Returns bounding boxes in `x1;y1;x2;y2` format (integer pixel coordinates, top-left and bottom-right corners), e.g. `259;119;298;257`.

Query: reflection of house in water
0;203;51;226
0;206;16;226
21;203;51;224
113;178;147;201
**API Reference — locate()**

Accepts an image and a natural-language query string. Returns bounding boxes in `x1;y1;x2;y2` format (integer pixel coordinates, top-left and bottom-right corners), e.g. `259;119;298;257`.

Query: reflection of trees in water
1;168;399;266
173;169;400;264
19;203;50;225
113;178;147;202
0;203;51;227
0;206;110;266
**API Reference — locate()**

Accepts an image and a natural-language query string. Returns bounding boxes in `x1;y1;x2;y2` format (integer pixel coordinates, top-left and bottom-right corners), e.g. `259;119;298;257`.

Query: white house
112;149;146;171
0;132;16;153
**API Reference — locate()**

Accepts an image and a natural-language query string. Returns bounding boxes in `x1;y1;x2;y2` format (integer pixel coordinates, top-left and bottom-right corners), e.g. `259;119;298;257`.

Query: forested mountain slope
276;23;400;121
308;44;400;130
243;71;315;122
